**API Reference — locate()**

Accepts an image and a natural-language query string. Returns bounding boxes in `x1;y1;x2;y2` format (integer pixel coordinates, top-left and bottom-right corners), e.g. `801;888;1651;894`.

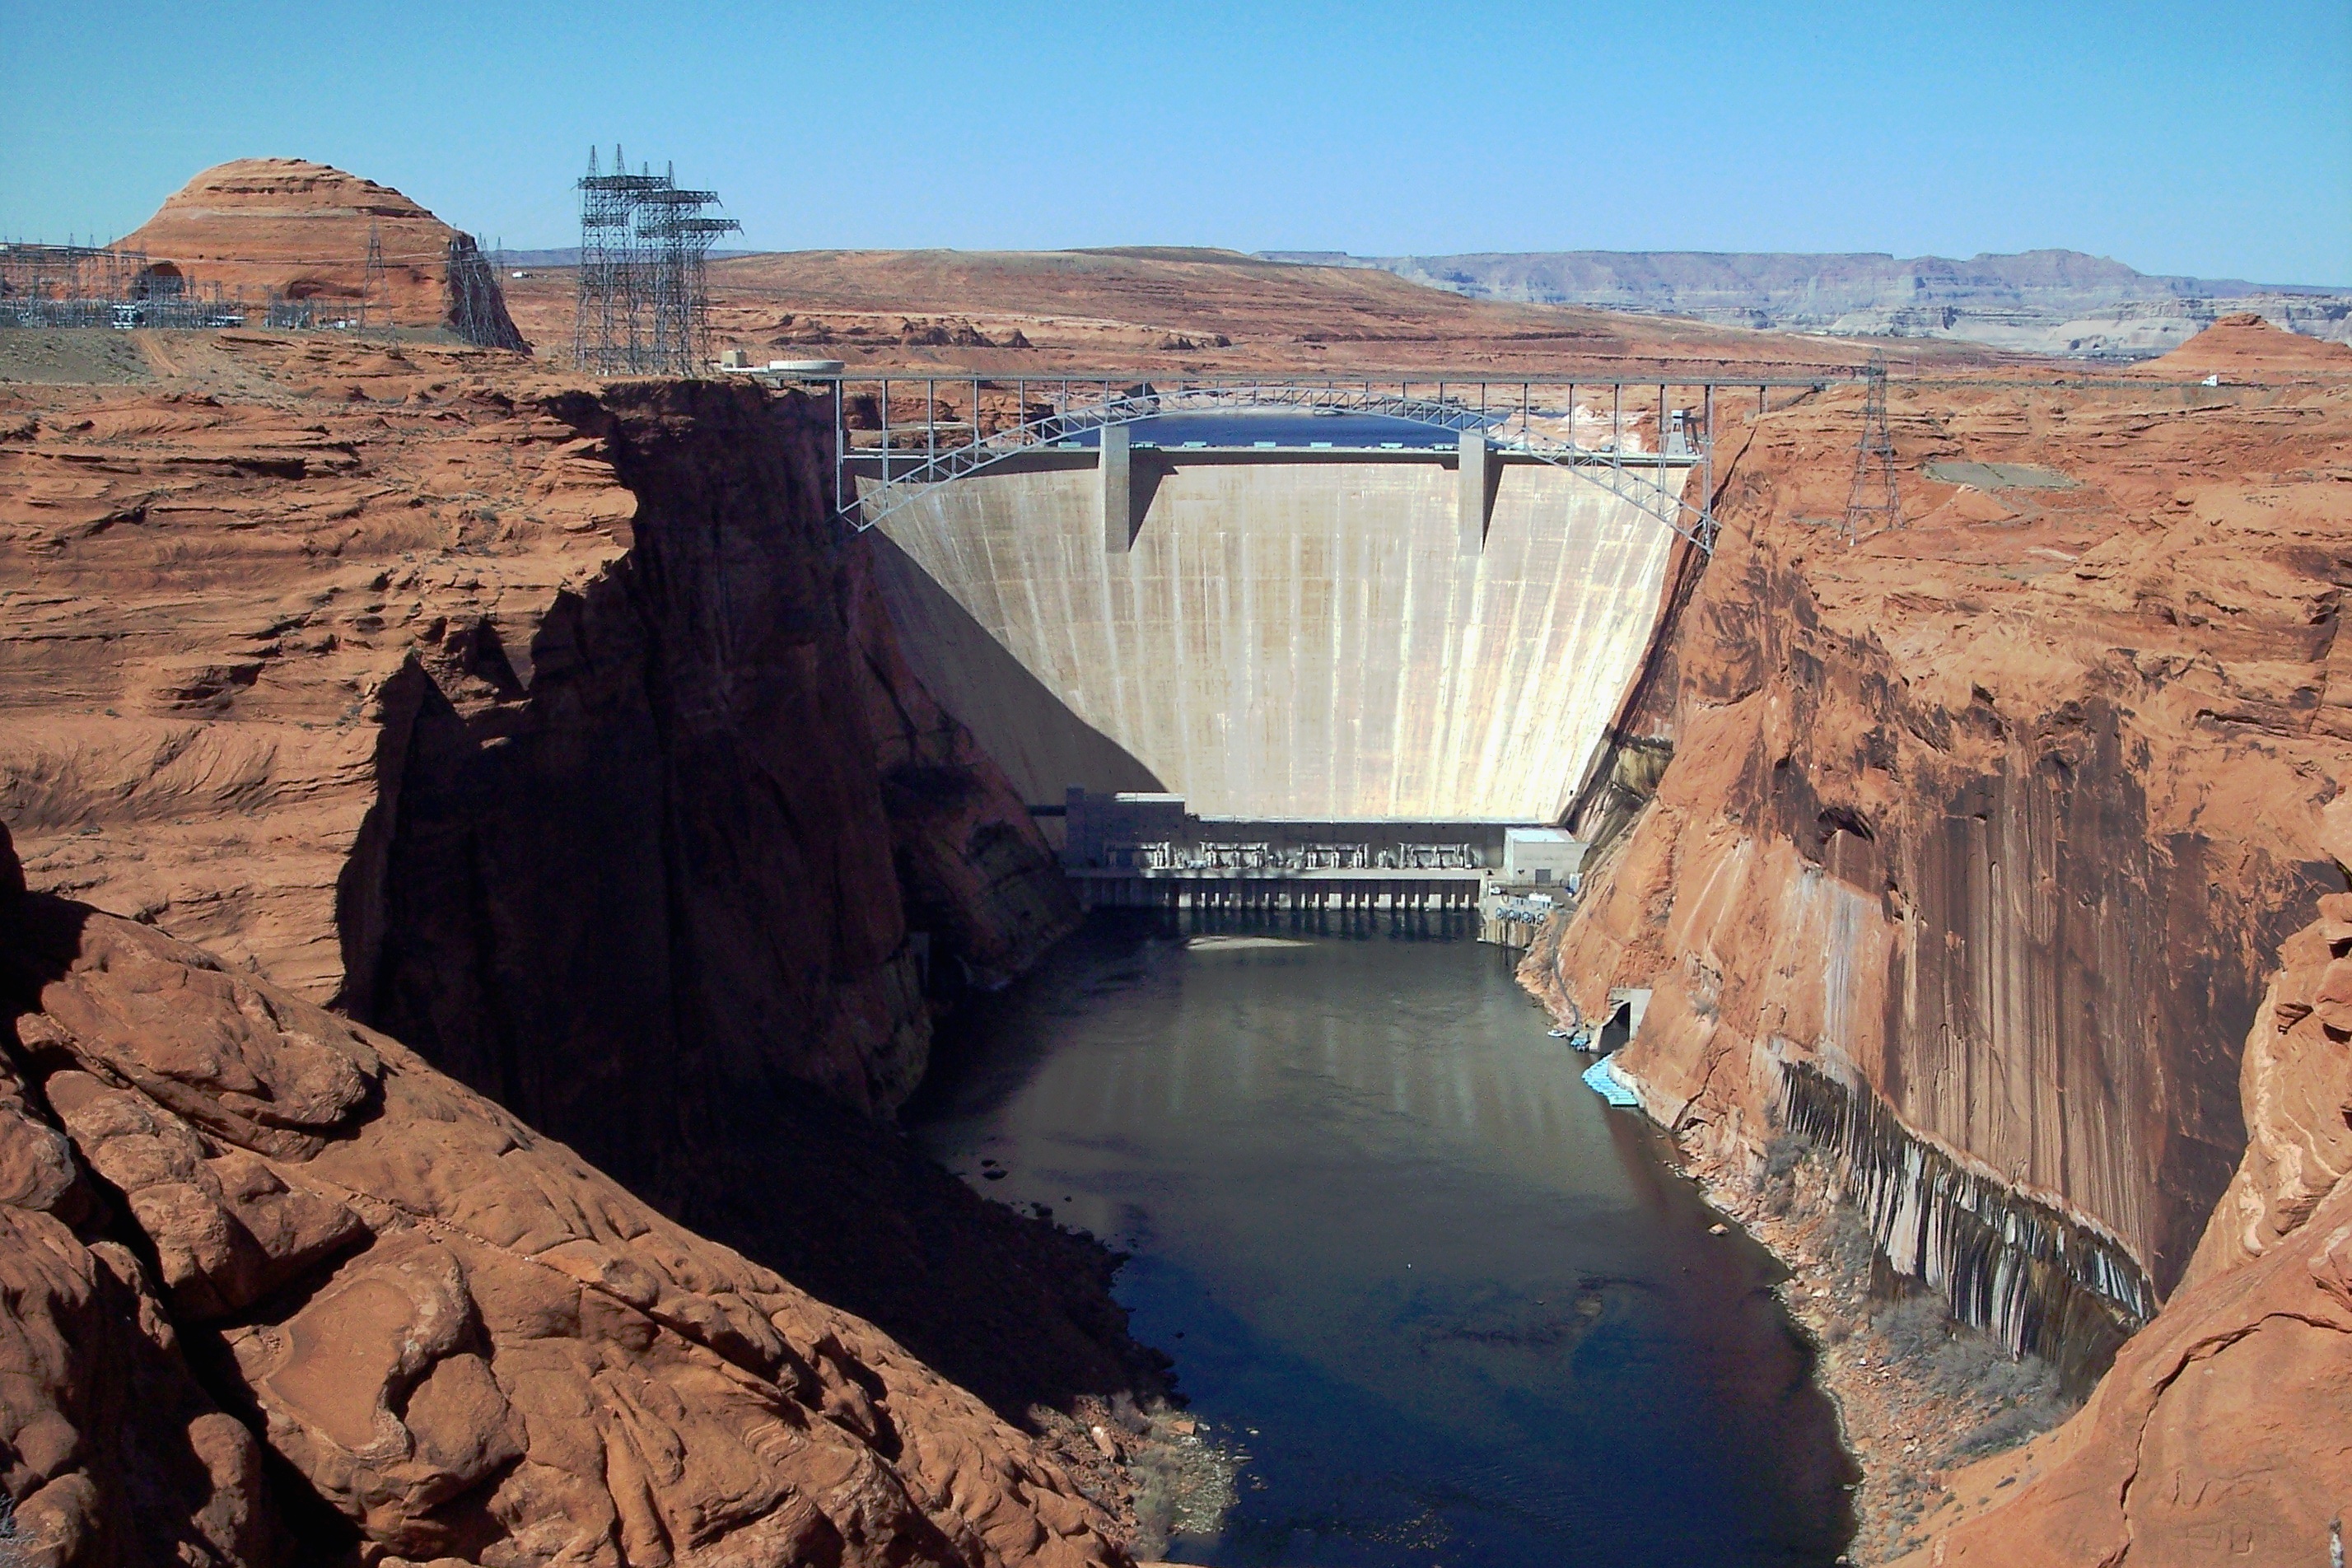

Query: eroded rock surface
0;819;1127;1566
1889;889;2352;1565
120;158;526;348
0;339;1071;1123
0;334;641;997
1526;318;2352;1558
1;322;1141;1472
1533;320;2351;1306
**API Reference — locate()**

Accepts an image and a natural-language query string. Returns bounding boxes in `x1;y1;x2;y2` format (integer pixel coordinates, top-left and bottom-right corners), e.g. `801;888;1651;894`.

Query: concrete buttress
1101;423;1134;552
1458;432;1491;553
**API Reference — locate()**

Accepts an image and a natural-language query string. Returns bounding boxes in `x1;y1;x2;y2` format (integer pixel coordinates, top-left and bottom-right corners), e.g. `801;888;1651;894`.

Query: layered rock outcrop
1527;319;2352;1552
0;819;1126;1566
120;159;527;349
337;378;949;1122
0;338;1071;1127
1;325;1159;1552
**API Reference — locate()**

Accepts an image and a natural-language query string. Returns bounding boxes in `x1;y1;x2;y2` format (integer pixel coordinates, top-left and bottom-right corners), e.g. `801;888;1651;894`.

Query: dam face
865;458;1683;822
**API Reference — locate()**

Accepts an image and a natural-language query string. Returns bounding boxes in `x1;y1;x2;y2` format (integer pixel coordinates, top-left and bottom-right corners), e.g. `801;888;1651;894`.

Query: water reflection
909;918;1855;1568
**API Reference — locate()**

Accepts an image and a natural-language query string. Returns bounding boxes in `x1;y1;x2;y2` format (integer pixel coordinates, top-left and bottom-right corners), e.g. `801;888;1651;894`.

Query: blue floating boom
1581;1053;1641;1108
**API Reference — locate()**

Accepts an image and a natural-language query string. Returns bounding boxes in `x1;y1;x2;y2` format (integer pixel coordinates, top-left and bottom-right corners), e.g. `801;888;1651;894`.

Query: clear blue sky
4;0;2346;284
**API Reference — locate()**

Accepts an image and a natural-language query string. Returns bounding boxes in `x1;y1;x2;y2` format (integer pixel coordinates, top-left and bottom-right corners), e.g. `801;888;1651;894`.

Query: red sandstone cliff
0;324;1152;1558
1528;319;2352;1557
0;819;1124;1566
0;337;1071;1119
119;159;527;349
1883;884;2352;1565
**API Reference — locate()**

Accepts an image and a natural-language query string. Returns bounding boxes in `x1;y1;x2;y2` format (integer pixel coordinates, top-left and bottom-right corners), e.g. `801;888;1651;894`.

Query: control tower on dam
861;450;1687;824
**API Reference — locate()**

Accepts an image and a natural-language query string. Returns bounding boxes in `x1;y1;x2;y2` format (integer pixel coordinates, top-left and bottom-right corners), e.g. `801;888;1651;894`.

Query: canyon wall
1887;866;2352;1566
867;460;1681;819
1;329;1178;1560
0;342;1071;1127
334;379;1072;1135
0;820;1125;1566
1526;319;2352;1550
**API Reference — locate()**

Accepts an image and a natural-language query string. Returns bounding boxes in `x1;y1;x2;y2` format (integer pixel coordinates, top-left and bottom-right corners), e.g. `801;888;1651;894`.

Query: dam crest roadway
807;372;1800;824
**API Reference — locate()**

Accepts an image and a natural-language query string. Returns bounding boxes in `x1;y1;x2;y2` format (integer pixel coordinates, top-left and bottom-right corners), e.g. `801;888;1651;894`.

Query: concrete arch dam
862;455;1687;823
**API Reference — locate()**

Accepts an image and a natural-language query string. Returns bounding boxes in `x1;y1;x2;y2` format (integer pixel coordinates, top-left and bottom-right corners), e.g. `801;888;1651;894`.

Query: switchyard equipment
2;230;517;344
572;146;740;376
1;242;152;305
0;241;243;329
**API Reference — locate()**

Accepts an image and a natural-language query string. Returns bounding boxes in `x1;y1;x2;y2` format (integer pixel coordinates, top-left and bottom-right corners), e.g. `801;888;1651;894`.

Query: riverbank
1667;1130;2077;1566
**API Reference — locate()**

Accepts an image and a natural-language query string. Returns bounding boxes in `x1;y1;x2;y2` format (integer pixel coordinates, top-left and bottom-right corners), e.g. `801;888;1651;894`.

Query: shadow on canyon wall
335;382;1167;1422
861;524;1165;805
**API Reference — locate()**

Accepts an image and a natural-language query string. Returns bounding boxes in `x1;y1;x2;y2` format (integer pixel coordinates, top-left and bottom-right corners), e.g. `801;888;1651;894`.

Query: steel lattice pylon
1844;352;1901;542
572;146;740;376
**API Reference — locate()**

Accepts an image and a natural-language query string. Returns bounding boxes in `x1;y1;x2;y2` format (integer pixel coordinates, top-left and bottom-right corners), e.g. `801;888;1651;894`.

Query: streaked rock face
1888;936;2352;1566
1524;319;2352;1558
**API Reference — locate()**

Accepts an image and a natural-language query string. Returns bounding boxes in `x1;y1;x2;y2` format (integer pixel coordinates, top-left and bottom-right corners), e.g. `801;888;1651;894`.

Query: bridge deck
797;371;1765;548
842;442;1696;469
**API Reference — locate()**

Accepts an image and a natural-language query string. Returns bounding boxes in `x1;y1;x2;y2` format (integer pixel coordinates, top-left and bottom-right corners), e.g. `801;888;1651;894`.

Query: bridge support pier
1101;424;1135;552
1458;432;1492;554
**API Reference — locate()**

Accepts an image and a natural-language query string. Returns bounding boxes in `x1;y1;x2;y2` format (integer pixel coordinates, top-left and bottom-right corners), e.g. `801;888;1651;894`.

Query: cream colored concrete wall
864;459;1682;822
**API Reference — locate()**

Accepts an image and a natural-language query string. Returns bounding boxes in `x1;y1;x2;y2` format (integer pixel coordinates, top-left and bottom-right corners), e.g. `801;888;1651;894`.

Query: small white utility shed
1502;828;1584;885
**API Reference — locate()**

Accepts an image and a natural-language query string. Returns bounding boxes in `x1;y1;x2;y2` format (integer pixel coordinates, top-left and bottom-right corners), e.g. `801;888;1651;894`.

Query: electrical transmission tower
1844;352;1901;542
360;222;385;334
572;146;740;376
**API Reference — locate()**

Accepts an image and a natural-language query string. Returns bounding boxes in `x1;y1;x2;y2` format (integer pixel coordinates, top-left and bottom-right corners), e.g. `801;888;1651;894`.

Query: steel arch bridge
791;373;1791;553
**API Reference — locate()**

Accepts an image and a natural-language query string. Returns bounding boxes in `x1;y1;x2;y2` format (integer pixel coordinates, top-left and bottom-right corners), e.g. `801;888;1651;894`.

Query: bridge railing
800;373;1803;552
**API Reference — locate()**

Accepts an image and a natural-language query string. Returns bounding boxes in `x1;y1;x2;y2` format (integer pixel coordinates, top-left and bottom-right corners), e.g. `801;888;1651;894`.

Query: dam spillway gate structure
810;372;1820;826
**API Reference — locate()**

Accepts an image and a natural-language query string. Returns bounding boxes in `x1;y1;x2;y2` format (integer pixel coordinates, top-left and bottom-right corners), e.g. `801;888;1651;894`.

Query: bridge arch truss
796;373;1825;553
